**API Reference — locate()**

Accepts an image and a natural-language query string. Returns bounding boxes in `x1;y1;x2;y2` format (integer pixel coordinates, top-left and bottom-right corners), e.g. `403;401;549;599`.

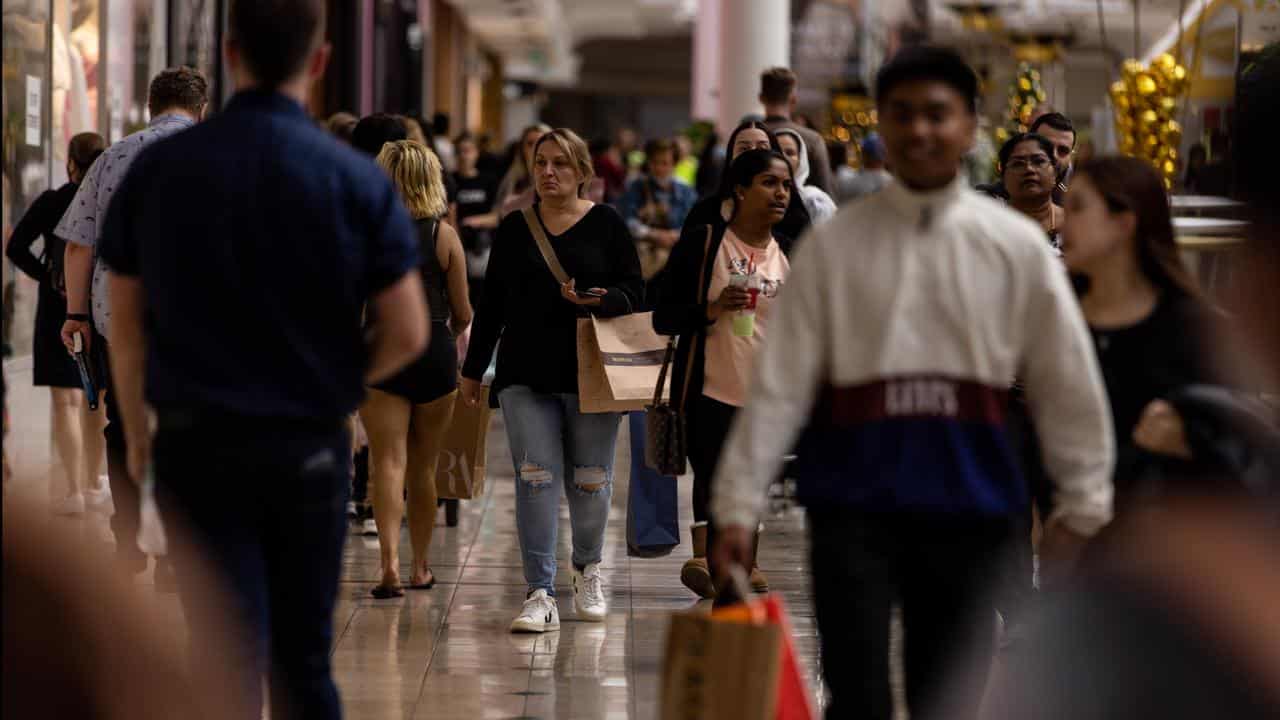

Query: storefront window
50;0;100;186
3;0;53;356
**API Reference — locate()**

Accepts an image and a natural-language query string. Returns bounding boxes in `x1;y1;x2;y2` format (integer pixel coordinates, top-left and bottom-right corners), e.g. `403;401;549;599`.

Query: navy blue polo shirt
98;90;418;420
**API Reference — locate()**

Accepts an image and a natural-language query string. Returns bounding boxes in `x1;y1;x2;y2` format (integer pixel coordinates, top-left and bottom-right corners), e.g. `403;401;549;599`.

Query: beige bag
660;610;783;720
522;207;668;414
435;387;491;500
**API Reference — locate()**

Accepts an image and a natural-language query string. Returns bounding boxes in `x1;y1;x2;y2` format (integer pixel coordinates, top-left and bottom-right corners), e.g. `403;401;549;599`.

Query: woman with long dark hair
678;121;811;257
1061;155;1220;513
655;149;798;599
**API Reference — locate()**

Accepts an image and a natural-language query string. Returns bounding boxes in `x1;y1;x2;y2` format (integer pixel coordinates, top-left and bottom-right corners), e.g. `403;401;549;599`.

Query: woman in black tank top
362;141;473;597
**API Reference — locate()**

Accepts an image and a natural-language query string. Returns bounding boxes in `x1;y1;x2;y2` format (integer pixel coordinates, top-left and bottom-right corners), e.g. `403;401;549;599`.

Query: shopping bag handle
726;565;767;625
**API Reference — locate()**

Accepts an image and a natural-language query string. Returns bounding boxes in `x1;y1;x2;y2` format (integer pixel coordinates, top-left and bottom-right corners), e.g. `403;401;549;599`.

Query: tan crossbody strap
522;206;571;286
677;225;714;411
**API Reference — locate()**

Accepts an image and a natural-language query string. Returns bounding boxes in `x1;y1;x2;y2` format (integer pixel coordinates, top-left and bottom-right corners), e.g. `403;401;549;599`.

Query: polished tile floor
3;359;824;719
333;413;825;719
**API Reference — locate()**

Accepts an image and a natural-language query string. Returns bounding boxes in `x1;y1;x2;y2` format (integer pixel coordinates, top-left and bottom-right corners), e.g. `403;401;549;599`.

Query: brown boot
680;522;717;599
749;527;769;593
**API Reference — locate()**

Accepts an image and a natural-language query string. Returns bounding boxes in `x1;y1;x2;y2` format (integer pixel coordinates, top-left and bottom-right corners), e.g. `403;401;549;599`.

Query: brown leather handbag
645;226;713;475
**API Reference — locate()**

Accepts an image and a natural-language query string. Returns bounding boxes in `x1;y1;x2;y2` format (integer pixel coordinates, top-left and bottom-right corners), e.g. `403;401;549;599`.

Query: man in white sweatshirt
710;47;1115;720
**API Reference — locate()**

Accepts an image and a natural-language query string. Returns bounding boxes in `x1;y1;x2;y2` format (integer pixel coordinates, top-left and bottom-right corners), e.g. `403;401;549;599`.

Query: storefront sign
25;75;41;147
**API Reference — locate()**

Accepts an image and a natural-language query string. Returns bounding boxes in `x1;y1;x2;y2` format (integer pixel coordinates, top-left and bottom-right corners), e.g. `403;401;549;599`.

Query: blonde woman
365;140;473;598
460;128;642;632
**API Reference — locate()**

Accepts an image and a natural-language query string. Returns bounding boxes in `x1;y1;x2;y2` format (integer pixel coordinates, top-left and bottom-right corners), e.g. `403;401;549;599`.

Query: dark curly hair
148;67;209;118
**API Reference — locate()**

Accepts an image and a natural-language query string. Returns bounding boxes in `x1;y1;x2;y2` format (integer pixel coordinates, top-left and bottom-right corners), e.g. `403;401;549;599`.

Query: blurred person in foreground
57;66;209;579
99;0;429;717
985;52;1280;719
710;46;1115;720
3;494;242;719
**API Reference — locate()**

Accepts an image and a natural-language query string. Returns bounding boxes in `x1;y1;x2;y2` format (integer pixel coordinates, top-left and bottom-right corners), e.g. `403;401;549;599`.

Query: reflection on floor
334;414;823;719
2;355;821;719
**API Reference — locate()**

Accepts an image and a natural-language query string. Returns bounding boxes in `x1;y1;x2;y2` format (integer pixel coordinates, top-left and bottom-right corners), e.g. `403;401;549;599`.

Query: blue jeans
155;412;350;720
499;386;622;595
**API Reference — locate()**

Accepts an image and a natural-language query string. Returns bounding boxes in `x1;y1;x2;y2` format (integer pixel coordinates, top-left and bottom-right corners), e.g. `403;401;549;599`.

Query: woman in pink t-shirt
653;149;795;600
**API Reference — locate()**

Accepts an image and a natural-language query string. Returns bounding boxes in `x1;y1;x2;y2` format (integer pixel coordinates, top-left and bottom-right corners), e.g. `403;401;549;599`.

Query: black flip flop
370;584;404;599
406;571;435;590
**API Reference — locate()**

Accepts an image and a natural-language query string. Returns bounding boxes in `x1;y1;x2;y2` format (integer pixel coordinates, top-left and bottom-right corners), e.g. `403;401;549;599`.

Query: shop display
1111;53;1189;188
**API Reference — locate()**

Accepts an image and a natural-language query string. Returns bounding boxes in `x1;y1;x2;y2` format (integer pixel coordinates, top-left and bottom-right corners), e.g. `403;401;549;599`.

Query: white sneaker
85;486;113;514
571;563;608;622
361;518;378;536
51;493;85;516
510;589;560;633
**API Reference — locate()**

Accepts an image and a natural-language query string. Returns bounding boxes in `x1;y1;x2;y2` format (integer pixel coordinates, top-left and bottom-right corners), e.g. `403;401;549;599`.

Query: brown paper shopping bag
577;312;670;414
660;610;783;720
435;386;491;500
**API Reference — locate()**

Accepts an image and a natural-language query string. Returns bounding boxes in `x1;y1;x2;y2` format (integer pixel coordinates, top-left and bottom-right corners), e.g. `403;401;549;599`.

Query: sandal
407;570;435;590
370;584;404;599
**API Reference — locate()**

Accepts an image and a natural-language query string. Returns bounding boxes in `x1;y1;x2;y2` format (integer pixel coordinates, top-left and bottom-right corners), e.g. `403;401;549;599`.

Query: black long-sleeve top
461;203;643;406
1092;293;1222;507
5;183;78;285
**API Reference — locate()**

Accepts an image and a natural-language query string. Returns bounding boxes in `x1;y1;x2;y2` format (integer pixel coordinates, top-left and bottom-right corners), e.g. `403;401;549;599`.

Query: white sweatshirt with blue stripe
710;176;1115;536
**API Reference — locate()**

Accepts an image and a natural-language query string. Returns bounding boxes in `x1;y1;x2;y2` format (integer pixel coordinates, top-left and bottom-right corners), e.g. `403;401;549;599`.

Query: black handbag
644;226;713;475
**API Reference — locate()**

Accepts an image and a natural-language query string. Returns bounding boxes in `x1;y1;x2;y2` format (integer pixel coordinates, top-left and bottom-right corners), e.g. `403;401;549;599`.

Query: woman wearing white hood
775;127;838;224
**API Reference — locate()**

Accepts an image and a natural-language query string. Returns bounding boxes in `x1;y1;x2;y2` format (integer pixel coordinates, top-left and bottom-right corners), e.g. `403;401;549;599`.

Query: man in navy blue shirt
98;1;428;717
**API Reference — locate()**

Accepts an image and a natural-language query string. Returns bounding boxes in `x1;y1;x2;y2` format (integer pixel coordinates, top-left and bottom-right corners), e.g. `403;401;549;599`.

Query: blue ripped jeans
499;386;622;595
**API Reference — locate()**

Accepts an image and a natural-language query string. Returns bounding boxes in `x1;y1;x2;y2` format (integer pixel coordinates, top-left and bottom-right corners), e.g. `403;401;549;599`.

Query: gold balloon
1154;53;1177;73
1136;73;1158;95
1109;80;1127;100
1159;96;1177;115
1030;69;1041;81
1018;77;1032;92
1162;159;1177;175
1160;119;1183;146
1036;89;1046;101
1120;137;1137;155
1122;59;1144;80
1143;132;1159;149
1140;109;1159;126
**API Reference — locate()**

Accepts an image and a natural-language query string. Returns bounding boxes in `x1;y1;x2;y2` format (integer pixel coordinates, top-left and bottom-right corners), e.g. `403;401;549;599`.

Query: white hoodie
775;127;838;225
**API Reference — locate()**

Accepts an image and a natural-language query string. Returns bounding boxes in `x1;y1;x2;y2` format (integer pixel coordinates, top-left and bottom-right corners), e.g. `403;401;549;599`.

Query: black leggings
689;395;738;524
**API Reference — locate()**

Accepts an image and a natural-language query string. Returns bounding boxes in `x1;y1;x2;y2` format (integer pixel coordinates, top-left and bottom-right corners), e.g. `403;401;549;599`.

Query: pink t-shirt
702;229;789;407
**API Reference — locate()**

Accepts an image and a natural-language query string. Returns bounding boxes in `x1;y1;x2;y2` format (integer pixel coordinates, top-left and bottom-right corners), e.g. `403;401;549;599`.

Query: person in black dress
5;132;109;515
361;140;473;598
1060;155;1221;517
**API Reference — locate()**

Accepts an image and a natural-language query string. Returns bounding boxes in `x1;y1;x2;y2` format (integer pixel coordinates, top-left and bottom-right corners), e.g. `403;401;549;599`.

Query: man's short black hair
351;114;408;157
1030;112;1076;145
148;66;208;117
874;45;978;113
228;0;324;89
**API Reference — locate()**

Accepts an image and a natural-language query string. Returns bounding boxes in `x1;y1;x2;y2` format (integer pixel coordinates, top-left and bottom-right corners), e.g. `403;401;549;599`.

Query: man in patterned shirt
57;66;208;576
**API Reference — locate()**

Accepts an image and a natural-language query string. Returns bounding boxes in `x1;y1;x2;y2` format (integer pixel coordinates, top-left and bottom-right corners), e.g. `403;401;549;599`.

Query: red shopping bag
712;593;816;720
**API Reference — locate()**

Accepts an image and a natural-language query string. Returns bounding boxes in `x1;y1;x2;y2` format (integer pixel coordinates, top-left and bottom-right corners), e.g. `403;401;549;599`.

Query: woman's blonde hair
532;128;595;198
376;140;448;219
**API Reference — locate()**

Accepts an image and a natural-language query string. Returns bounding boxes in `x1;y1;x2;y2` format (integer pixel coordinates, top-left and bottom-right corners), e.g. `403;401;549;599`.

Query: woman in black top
1000;133;1065;250
362;140;472;597
1061;155;1220;514
676;120;811;261
461;128;642;633
5;132;108;515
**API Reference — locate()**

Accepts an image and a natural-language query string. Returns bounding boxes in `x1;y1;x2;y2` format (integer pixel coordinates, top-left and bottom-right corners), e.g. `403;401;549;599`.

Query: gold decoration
1135;73;1158;95
1110;56;1188;186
